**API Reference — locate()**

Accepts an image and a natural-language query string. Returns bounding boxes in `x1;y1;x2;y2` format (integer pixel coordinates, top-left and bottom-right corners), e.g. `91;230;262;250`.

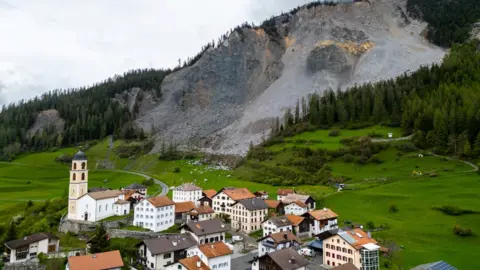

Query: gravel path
104;169;169;196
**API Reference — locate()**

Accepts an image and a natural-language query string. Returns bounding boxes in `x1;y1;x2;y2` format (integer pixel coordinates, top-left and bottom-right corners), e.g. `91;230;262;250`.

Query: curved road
105;169;169;196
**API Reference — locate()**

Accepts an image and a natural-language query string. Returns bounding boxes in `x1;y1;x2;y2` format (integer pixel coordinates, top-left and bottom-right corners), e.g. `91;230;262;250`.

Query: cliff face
135;0;445;155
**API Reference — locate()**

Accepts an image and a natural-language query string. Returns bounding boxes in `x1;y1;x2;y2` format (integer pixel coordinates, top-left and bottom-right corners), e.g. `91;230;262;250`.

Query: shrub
366;221;375;230
389;204;398;213
328;129;340;137
173;167;180;173
142;178;155;186
368;155;383;164
395;142;417;152
343;154;354;163
368;130;383;138
55;154;73;163
355;155;369;165
453;224;473;236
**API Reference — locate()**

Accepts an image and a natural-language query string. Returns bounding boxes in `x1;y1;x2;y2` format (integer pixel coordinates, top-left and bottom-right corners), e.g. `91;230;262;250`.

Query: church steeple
67;151;89;220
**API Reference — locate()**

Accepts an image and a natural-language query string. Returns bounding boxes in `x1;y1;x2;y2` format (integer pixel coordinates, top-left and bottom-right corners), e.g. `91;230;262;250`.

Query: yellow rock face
316;40;375;55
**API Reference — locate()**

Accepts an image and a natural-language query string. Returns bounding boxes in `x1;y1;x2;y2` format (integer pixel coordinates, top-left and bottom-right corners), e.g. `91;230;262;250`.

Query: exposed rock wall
107;229;158;239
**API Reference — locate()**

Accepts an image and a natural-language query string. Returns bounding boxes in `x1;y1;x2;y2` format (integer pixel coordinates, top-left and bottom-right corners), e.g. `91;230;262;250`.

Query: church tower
67;151;89;220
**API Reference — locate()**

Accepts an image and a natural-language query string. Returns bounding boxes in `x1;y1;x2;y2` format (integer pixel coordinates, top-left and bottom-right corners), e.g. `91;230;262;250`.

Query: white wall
187;247;231;270
311;218;338;235
134;200;175;232
262;222;292;237
173;189;202;203
257;239;300;257
212;191;235;216
115;203;130;216
9;238;59;263
284;204;307;216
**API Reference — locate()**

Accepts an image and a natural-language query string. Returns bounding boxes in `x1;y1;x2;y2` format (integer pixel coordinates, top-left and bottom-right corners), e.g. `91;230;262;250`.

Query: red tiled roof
277;189;295;196
67;250;124;270
198;241;233;258
175;201;196;213
147;196;175;208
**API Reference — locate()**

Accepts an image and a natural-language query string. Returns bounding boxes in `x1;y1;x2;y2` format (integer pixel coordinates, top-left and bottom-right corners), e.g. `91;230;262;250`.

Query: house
303;208;338;236
67;151;131;222
280;194;316;211
198;190;217;207
4;233;59;263
187;205;215;222
276;189;295;201
264;200;285;215
165;256;211;270
254;191;269;199
122;189;146;202
262;216;293;237
66;250;124;270
257;231;302;257
122;182;148;196
331;262;359;270
284;201;308;216
175;201;196;224
212;187;256;216
187;241;233;270
231;197;268;233
411;261;457;270
114;199;130;216
181;219;229;244
318;228;380;269
173;183;203;203
136;233;198;269
133;196;175;232
251;248;309;270
285;215;310;238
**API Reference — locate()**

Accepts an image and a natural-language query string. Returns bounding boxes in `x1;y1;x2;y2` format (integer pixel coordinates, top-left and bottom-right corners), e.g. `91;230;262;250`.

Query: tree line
273;41;480;157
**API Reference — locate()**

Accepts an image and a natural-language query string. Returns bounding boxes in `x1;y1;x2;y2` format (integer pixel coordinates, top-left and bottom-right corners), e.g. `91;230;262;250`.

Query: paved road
105;169;169;196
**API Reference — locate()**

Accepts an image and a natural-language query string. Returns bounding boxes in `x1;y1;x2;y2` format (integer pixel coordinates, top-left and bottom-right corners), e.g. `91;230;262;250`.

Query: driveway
105;169;169;196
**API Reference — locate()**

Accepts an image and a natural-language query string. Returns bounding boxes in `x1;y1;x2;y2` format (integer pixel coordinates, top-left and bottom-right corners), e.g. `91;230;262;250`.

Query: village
2;152;450;270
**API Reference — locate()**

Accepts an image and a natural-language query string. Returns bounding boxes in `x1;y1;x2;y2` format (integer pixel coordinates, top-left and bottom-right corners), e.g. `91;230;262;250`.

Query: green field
269;125;403;151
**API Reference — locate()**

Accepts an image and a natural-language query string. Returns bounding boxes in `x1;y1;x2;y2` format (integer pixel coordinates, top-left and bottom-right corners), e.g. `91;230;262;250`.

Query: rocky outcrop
27;109;64;137
134;0;445;155
3;262;45;270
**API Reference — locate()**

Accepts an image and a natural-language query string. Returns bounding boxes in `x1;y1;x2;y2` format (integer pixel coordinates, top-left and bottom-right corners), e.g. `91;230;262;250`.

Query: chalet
257;231;302;256
181;219;229;244
175;201;196;224
280;194;316;211
264;200;285;215
4;233;59;263
262;216;293;237
318;228;380;269
251;248;309;270
136;233;198;270
187;241;233;270
66;250;124;270
284;201;308;216
285;215;310;238
165;256;211;270
198;189;217;207
122;182;147;196
187;205;215;222
212;187;256;216
231;198;268;233
254;190;269;199
303;208;338;236
276;189;295;201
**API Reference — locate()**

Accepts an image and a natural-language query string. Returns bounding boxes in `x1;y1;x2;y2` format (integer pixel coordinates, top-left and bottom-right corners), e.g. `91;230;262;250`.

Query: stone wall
3;262;46;270
59;215;133;233
107;229;159;240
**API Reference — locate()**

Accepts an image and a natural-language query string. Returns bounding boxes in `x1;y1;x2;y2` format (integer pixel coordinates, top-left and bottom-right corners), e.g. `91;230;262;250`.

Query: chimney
196;259;201;268
172;241;178;246
289;257;295;264
323;207;327;211
367;231;372;238
24;237;27;240
360;225;364;229
221;224;225;228
92;254;96;258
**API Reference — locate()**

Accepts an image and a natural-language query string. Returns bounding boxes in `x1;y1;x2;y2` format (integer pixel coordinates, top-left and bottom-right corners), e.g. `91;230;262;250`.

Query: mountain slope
135;0;445;155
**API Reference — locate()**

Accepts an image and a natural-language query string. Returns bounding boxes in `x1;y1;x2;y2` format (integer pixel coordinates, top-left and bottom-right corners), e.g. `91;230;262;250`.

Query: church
67;151;130;222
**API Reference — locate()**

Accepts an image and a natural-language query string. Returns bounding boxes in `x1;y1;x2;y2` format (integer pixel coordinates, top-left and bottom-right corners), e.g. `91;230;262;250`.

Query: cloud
0;0;308;105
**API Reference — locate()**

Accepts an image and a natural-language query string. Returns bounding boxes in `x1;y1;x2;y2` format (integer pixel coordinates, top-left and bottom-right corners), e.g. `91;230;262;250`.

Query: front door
124;210;126;215
84;213;88;221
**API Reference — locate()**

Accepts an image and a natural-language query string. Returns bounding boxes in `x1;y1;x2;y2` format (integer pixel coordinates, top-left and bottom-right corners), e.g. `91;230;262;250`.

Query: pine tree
5;221;17;242
294;100;300;124
89;223;110;253
474;132;480;157
463;140;472;157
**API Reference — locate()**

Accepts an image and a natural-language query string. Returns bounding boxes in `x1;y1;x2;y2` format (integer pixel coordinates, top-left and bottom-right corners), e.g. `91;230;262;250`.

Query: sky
0;0;310;105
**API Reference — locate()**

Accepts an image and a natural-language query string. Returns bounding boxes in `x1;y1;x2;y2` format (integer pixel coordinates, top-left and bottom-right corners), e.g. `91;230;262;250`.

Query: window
81;173;85;180
348;249;353;254
326;252;330;257
326;244;330;249
327;261;330;266
82;162;86;170
343;256;347;261
337;246;341;251
337;255;341;260
342;248;346;253
337;239;340;244
99;205;101;212
331;245;335;250
73;163;77;170
105;205;107;211
178;265;182;269
72;173;76;181
348;258;353;263
151;263;154;268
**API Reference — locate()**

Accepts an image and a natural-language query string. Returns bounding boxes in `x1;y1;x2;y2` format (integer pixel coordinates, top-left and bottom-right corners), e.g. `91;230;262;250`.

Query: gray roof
124;183;147;189
88;187;111;192
265;216;292;227
142;233;197;255
174;183;202;191
233;197;268;211
267;248;309;270
5;232;58;249
183;219;228;236
73;151;87;160
411;261;457;270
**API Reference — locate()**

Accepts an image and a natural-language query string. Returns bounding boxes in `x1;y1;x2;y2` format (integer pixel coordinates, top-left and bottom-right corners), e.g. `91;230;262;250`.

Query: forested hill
274;41;480;157
407;0;480;47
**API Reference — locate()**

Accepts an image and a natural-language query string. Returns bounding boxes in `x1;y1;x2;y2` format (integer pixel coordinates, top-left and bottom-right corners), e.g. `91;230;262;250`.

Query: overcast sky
0;0;310;105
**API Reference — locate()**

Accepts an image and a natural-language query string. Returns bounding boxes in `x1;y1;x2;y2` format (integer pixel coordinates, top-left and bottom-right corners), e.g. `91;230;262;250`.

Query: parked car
232;235;244;242
298;248;314;257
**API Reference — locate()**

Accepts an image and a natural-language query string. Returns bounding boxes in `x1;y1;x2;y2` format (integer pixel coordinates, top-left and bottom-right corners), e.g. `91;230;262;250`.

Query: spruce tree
89;223;110;253
294;100;300;124
5;221;17;242
474;132;480;157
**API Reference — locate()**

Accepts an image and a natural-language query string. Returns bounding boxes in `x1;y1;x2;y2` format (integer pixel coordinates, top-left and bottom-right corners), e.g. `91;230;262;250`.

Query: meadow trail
92;169;168;196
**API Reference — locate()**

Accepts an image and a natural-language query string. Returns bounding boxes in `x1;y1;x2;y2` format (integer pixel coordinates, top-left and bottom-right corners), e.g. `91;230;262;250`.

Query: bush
173;167;180;173
355;155;369;165
366;221;375;230
343;154;354;163
433;206;478;216
328;129;340;137
395;142;417;152
368;130;383;138
453;224;473;236
55;154;73;163
142;178;155;186
368;155;383;164
389;204;398;213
